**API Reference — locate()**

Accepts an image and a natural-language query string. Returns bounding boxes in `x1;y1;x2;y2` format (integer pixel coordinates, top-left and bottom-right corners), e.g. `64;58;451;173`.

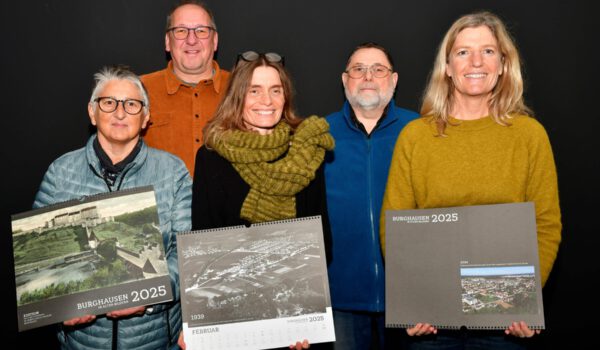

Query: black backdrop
2;0;598;348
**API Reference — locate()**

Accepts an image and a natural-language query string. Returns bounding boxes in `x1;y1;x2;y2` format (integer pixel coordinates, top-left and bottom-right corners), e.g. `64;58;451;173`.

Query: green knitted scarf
213;116;335;223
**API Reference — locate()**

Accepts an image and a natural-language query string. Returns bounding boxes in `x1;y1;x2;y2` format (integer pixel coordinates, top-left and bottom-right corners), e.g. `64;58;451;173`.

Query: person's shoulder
325;107;344;120
146;145;187;170
403;116;433;133
196;145;227;164
140;67;167;84
49;146;87;168
510;114;549;137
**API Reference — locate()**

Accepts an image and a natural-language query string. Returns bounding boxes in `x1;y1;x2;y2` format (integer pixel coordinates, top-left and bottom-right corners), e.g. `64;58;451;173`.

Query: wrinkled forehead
347;48;392;69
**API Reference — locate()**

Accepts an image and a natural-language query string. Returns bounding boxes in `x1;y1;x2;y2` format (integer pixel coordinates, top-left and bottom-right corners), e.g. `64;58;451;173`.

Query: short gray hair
89;65;149;114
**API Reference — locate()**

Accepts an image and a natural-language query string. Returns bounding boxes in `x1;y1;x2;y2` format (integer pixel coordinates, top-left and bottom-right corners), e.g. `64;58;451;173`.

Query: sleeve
148;160;192;315
33;162;59;209
525;121;562;286
379;126;418;258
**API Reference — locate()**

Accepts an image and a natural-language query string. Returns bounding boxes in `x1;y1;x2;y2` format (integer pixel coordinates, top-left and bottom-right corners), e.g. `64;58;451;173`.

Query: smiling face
446;25;504;104
342;48;398;111
242;66;285;135
88;80;149;149
165;4;218;82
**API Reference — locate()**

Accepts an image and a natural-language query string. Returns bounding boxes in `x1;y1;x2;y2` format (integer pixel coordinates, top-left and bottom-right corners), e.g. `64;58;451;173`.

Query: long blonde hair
203;55;301;147
421;11;532;135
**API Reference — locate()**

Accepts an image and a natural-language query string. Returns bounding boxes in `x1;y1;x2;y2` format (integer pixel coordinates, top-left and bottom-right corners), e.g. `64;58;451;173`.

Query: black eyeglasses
167;25;216;40
236;51;285;66
94;97;145;115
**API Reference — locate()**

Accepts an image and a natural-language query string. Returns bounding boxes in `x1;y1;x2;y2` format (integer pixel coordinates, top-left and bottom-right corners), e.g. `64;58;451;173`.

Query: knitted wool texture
213;116;334;223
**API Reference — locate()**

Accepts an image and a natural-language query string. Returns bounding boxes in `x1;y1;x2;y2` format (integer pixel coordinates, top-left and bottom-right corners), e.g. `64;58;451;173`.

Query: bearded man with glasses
323;42;419;349
142;0;230;177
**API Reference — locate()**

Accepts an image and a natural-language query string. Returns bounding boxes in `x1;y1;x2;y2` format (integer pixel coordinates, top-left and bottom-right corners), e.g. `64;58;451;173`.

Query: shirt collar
348;104;390;136
165;60;225;95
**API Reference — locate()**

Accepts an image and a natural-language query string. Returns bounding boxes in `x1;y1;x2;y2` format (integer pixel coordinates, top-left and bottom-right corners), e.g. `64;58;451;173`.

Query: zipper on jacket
112;319;118;350
366;138;381;309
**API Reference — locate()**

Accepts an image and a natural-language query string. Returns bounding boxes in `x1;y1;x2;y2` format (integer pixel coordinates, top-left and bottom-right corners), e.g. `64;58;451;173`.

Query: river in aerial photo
15;261;96;303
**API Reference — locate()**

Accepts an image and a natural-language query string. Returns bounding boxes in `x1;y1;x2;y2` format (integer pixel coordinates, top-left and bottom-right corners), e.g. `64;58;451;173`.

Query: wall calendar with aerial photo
177;216;335;350
11;186;173;331
385;203;545;330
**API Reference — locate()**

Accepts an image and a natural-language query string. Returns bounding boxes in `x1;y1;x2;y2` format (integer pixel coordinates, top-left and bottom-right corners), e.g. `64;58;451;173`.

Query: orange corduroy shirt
141;60;230;176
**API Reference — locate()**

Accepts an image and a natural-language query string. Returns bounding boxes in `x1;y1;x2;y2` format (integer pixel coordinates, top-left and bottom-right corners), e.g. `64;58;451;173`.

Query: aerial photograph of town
178;219;329;327
461;265;538;315
12;191;168;306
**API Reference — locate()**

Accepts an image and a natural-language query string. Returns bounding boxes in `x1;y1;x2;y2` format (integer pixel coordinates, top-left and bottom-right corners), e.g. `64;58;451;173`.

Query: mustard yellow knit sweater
380;115;561;286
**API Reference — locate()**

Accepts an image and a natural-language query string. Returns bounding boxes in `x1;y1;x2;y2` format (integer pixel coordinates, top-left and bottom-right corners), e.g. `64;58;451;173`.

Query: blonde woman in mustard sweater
381;11;561;349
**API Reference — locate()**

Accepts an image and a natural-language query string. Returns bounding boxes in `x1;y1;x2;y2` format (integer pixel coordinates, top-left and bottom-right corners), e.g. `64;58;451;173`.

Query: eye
483;48;496;55
271;87;283;95
174;28;187;35
101;98;115;106
374;66;387;74
248;88;260;96
456;49;469;57
125;100;139;108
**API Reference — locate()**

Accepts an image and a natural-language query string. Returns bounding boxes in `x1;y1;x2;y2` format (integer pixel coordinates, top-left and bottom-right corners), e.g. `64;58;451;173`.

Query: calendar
177;216;335;349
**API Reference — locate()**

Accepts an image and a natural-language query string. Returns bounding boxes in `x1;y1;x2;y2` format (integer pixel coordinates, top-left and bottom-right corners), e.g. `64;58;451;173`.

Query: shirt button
195;139;200;143
195;114;199;118
194;93;198;97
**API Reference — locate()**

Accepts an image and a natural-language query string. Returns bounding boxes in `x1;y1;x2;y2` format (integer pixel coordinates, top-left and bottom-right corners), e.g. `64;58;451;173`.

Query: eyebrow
248;84;283;88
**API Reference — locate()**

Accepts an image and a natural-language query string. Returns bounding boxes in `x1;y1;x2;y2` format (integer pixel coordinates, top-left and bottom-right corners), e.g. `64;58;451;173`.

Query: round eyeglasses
345;64;392;79
167;26;216;40
94;97;145;115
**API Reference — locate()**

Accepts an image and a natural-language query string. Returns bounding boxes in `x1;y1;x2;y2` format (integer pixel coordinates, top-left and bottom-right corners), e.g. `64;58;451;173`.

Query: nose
364;69;374;81
114;101;127;120
471;51;483;67
186;30;198;44
260;92;273;105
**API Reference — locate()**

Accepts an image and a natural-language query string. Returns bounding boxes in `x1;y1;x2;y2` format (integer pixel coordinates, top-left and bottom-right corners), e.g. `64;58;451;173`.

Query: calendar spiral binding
386;323;545;330
12;185;155;220
178;224;246;236
177;215;322;236
251;215;321;227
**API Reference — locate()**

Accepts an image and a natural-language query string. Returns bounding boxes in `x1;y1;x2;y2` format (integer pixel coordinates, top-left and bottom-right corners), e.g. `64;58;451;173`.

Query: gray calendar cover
385;203;544;330
177;216;335;349
11;187;173;331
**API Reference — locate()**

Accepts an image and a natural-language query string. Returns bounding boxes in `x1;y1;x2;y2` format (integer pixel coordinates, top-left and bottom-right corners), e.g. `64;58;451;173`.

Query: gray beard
345;86;394;111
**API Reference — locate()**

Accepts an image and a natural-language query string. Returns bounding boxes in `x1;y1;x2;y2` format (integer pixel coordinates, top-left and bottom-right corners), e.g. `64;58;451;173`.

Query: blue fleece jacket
324;101;418;312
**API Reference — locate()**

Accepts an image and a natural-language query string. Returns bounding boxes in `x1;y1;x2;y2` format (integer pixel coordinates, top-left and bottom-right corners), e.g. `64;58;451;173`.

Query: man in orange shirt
142;1;230;176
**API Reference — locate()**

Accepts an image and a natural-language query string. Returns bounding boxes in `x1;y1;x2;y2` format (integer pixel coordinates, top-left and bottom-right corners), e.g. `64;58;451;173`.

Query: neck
354;106;386;133
96;136;140;164
174;63;214;84
451;93;490;120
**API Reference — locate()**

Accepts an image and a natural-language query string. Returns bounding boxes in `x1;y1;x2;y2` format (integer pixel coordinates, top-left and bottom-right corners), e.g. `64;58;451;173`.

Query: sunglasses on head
236;51;285;66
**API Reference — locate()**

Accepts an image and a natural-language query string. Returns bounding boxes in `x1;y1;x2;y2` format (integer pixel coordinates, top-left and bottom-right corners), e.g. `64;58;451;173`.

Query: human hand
178;330;186;350
63;314;96;326
505;321;541;338
406;323;437;336
106;306;146;319
289;339;310;349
